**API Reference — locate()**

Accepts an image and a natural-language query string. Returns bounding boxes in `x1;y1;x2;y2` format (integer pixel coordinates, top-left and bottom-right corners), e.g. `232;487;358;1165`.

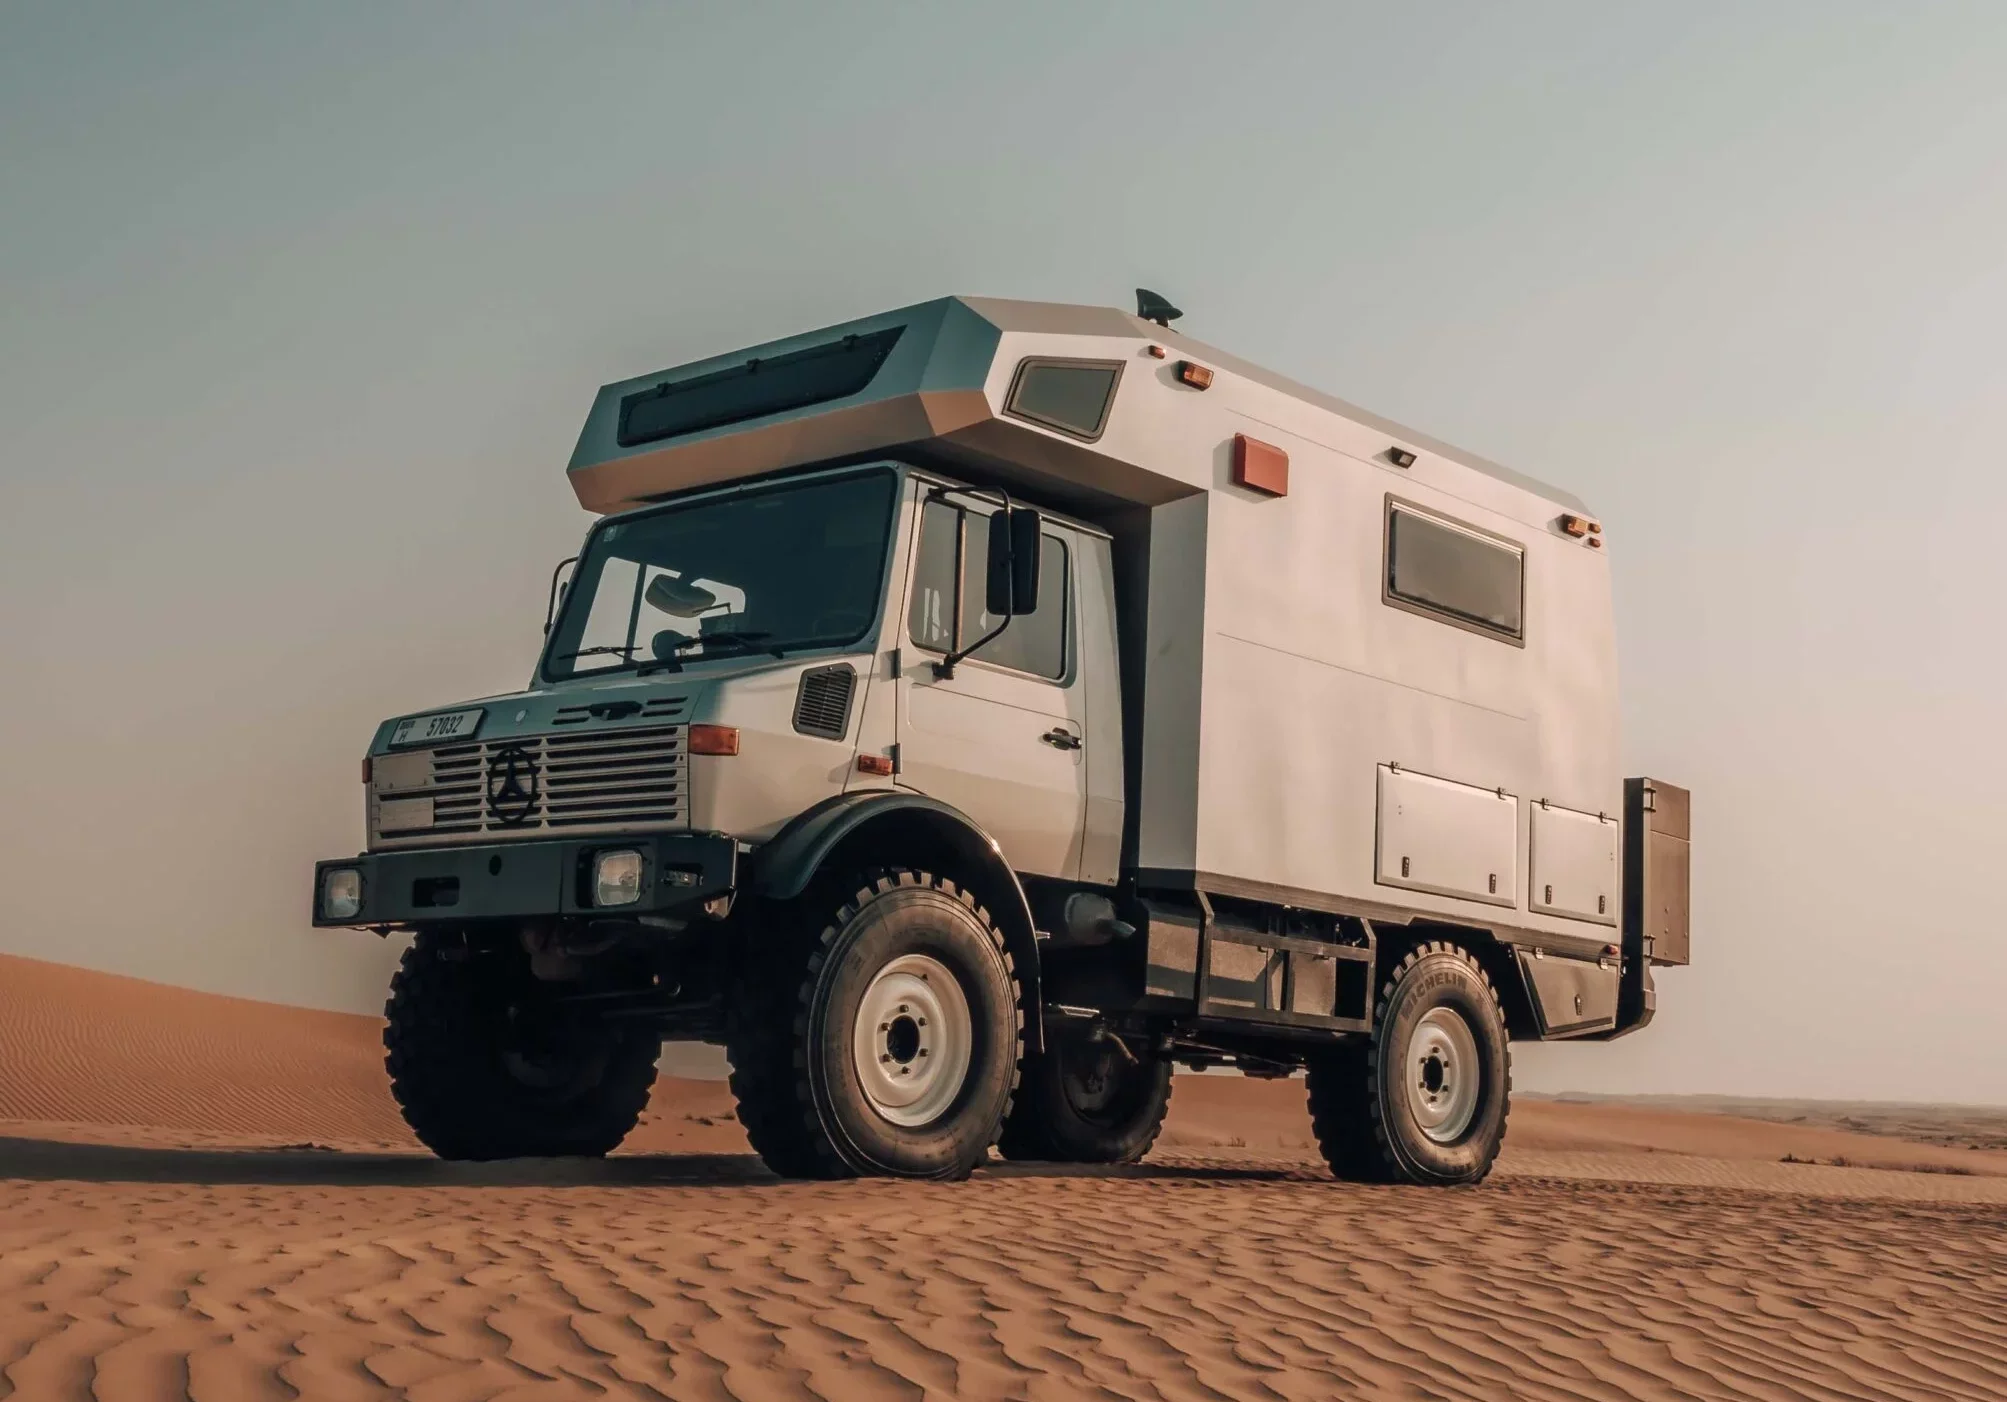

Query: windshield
543;468;898;681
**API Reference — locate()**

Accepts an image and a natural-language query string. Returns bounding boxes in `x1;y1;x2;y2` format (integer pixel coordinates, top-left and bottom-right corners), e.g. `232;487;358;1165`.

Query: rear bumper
311;832;738;928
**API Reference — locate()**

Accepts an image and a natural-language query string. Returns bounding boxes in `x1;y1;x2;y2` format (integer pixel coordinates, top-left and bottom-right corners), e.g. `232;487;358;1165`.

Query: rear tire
1306;941;1510;1186
997;1025;1172;1164
384;933;659;1161
727;871;1022;1180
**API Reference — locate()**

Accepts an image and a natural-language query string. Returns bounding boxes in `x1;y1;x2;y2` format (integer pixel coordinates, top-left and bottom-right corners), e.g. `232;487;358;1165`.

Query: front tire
728;871;1022;1180
997;1025;1172;1164
1306;941;1510;1186
383;933;659;1161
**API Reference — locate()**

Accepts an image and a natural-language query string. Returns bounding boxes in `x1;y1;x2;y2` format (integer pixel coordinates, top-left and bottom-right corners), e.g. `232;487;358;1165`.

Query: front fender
751;792;1045;1053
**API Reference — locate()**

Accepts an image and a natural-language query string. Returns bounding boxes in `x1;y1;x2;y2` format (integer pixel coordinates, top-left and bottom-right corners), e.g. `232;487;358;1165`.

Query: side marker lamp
688;724;740;756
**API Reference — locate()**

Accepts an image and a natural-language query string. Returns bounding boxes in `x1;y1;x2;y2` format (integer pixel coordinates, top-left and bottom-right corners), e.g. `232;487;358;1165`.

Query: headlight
592;850;645;907
321;868;363;921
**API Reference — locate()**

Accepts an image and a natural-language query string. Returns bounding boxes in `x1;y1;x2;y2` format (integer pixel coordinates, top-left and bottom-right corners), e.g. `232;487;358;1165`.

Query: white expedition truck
312;293;1690;1185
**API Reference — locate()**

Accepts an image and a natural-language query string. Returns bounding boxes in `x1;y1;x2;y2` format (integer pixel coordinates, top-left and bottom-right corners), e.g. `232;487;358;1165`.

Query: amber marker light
1146;344;1167;359
1175;360;1214;389
856;753;895;777
1559;513;1593;538
688;724;741;756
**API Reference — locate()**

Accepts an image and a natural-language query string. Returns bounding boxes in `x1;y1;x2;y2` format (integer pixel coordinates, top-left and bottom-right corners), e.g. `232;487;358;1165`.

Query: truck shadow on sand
0;1135;1310;1190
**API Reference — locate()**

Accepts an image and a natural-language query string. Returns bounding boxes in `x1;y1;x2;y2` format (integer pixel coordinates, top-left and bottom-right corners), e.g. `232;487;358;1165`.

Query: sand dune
4;951;2006;1400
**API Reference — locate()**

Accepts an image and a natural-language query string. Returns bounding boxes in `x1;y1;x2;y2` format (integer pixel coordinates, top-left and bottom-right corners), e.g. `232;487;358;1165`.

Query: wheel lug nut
880;1053;891;1063
917;1017;927;1027
918;1048;928;1057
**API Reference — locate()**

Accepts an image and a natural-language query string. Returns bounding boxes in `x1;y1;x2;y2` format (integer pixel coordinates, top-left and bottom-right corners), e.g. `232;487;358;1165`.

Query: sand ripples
2;1164;2003;1401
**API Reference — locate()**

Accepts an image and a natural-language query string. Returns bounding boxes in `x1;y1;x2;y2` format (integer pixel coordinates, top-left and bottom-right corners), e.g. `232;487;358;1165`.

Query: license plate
389;708;485;748
375;796;436;833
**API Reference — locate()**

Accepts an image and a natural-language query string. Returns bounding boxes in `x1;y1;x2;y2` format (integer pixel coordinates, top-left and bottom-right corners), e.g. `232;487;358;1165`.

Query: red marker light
1231;434;1289;498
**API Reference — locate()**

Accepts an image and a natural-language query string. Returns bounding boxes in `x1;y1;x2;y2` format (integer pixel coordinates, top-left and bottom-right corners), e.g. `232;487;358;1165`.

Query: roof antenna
1135;288;1183;328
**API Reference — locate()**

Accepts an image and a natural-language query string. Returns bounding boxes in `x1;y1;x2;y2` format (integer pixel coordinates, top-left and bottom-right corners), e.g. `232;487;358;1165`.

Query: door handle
1040;727;1082;751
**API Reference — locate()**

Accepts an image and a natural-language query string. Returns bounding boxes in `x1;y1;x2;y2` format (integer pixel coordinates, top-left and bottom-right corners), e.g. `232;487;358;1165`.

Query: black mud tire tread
729;870;1021;1182
996;1034;1173;1165
1305;941;1511;1187
725;907;831;1180
383;933;659;1162
1305;1038;1393;1183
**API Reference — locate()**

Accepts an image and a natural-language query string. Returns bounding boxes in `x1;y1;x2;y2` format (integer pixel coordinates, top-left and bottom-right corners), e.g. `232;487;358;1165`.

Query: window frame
537;465;901;684
1381;494;1527;648
1002;356;1125;443
905;489;1074;684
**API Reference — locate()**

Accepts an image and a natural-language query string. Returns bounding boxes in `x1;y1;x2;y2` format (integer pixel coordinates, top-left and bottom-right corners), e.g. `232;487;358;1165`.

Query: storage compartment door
1529;801;1618;926
1375;765;1518;908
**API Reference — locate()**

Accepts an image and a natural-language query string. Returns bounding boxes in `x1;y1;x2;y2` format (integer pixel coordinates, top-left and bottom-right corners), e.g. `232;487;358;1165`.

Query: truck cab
314;294;1690;1183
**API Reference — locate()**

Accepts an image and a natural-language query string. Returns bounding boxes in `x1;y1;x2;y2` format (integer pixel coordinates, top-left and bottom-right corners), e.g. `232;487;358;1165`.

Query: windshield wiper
672;629;780;655
634;630;787;676
555;644;638;661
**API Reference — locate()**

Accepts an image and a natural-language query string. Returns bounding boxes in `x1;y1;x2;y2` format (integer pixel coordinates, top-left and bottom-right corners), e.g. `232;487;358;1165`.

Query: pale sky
4;2;2004;1103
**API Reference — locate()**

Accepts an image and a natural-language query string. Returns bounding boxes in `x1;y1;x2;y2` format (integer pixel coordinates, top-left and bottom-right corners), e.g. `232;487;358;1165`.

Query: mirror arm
933;613;1013;679
544;555;579;635
934;488;1015;679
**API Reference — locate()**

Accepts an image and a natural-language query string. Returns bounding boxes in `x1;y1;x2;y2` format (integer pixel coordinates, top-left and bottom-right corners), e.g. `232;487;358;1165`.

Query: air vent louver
792;664;857;740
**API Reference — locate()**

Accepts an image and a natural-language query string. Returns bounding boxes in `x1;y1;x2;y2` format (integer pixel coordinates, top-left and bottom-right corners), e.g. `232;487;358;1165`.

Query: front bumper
311;832;738;928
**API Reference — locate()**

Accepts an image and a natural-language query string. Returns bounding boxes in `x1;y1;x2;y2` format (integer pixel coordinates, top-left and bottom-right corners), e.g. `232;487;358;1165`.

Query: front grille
370;721;689;848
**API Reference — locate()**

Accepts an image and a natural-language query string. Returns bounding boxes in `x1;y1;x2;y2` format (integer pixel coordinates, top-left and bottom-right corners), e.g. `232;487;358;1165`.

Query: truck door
897;490;1087;880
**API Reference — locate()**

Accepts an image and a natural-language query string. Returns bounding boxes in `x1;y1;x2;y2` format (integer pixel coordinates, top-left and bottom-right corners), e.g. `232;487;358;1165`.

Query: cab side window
908;497;1070;680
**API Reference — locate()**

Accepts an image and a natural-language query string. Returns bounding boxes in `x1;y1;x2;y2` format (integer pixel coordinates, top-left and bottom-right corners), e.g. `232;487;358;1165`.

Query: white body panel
898;666;1085;880
1375;767;1519;908
1529;801;1619;926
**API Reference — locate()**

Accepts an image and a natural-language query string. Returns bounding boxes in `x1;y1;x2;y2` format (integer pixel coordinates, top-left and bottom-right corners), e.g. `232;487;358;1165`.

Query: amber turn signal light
360;756;373;784
1175;360;1214;390
688;724;741;756
856;753;895;777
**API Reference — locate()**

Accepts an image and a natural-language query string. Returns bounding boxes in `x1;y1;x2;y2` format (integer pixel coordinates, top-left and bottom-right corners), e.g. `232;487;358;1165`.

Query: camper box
567;295;1647;967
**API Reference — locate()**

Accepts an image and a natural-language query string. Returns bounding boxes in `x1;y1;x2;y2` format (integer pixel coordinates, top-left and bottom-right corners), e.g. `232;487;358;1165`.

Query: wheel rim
851;953;973;1128
496;1000;610;1102
1058;1032;1133;1124
1406;1006;1481;1144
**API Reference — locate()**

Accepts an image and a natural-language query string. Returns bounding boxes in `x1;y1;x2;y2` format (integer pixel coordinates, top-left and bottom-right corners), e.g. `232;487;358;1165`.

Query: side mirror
983;507;1043;617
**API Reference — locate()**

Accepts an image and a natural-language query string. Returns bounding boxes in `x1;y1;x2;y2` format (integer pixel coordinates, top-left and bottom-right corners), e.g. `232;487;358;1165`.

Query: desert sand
2;950;2004;1401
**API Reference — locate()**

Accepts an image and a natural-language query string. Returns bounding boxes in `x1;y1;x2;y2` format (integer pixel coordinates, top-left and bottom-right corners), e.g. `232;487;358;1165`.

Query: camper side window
1384;500;1525;644
908;497;1069;680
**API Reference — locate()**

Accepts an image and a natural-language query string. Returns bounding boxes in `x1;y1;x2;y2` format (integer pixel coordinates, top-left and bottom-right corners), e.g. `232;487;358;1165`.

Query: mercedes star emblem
485;743;541;826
